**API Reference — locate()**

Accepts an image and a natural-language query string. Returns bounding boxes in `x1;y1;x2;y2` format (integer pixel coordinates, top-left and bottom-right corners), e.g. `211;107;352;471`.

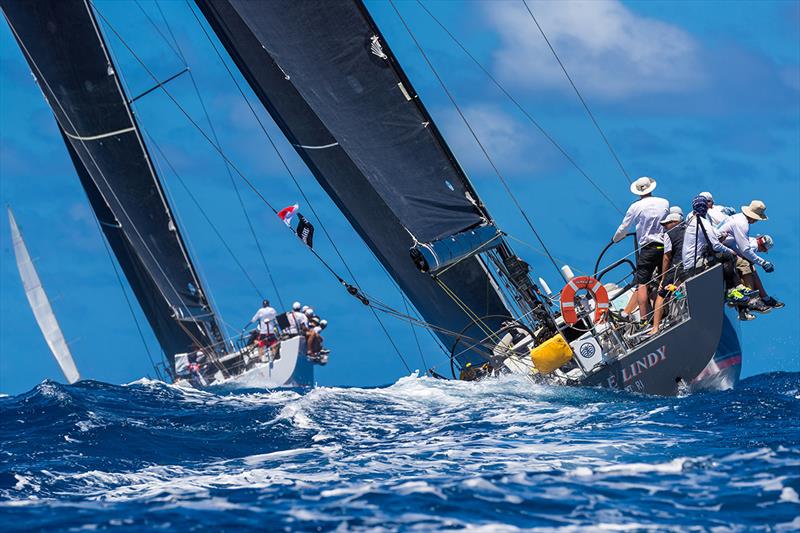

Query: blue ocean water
1;373;799;531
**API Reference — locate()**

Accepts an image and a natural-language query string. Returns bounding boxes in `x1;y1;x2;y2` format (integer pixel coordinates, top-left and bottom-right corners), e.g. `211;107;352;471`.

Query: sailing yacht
1;0;320;390
195;0;742;395
2;0;741;396
8;208;80;385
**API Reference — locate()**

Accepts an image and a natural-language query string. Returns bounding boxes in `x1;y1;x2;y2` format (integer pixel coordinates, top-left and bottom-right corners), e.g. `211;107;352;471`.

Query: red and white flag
277;204;299;227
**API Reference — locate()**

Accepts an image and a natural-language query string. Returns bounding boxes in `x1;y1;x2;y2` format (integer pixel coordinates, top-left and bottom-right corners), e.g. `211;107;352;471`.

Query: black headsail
1;0;225;365
196;0;513;354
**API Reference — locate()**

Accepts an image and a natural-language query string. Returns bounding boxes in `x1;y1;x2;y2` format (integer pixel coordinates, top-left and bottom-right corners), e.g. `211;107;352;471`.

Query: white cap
305;308;314;316
669;206;684;216
301;305;309;312
292;301;302;311
320;319;328;328
699;191;713;202
630;176;657;196
660;212;683;225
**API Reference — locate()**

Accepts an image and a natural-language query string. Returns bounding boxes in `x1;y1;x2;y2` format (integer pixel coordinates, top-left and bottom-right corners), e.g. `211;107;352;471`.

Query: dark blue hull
691;306;743;391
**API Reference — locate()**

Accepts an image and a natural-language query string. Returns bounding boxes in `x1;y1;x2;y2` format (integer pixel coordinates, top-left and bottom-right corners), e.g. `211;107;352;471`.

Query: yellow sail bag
530;334;573;374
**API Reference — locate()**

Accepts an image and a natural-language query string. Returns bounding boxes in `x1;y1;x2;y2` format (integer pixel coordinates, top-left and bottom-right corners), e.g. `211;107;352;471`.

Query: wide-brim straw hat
741;200;768;221
630;176;657;196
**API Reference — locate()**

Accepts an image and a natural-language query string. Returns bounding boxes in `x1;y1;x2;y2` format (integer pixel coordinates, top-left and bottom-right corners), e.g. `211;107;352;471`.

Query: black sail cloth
196;0;511;360
1;0;224;363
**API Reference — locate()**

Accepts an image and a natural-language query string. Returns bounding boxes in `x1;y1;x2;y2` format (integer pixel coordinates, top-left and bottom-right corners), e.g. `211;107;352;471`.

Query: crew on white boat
717;201;782;315
613;176;669;321
246;299;279;358
284;301;309;337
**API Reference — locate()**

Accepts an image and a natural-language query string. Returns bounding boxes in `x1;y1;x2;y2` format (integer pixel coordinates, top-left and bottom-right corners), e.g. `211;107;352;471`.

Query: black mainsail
1;0;224;364
196;0;513;351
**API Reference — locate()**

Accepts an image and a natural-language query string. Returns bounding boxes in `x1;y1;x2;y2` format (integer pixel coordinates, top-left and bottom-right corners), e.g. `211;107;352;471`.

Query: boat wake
1;372;799;530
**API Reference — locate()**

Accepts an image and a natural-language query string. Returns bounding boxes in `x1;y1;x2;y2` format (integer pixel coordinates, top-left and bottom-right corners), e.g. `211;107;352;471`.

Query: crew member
613;176;669;322
285;301;308;337
246;299;277;358
649;211;686;334
681;196;743;303
687;192;735;227
736;233;783;315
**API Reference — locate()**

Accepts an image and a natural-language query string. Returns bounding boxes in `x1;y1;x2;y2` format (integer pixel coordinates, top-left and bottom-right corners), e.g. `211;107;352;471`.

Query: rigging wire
183;2;413;374
95;5;413;373
91;215;163;379
388;0;565;282
415;0;623;214
401;291;428;371
147;0;285;309
521;0;632;185
144;130;264;298
7;9;221;356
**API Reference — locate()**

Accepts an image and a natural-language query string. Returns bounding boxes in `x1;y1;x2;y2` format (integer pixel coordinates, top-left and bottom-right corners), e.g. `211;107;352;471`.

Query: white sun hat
630;176;657;196
699;191;713;203
669;206;684;216
741;200;768;221
660;212;683;225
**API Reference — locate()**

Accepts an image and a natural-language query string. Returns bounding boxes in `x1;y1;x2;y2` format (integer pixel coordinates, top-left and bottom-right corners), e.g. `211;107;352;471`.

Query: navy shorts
634;243;664;286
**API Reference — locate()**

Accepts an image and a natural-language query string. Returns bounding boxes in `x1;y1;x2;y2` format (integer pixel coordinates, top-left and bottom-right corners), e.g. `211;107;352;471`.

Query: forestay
1;0;224;364
8;208;80;384
196;0;512;351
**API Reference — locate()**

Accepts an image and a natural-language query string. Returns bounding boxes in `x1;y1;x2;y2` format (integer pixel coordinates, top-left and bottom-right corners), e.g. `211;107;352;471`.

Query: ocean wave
1;372;798;530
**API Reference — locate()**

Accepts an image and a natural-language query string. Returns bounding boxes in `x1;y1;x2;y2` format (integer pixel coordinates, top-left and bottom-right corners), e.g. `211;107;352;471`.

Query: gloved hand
762;261;774;273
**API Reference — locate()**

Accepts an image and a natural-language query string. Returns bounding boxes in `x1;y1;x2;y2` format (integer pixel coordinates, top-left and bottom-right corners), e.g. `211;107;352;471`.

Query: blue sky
1;0;798;395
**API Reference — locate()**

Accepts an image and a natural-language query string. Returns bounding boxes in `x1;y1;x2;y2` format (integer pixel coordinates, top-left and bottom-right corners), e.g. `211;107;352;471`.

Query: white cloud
439;104;551;175
487;0;705;100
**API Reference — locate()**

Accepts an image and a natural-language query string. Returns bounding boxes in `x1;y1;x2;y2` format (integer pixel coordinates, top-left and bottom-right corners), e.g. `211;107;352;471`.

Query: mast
1;0;225;367
8;208;81;384
195;0;518;354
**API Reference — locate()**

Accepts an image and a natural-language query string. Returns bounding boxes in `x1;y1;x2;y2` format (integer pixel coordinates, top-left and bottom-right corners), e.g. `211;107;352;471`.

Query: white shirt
613;196;669;246
718;213;765;266
682;216;735;271
285;311;308;335
251;306;277;335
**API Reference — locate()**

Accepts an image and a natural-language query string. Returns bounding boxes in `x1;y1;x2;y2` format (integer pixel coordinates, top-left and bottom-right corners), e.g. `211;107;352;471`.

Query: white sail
8;208;80;384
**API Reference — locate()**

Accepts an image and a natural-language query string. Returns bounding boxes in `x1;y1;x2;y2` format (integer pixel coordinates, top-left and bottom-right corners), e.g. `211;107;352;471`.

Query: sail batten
8;209;80;384
1;0;225;365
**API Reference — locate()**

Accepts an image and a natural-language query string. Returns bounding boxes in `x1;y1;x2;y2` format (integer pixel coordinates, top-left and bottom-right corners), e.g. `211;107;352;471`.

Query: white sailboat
8;207;80;384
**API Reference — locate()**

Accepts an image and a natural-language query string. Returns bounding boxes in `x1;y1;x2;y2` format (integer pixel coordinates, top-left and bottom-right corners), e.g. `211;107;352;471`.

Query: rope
91;214;163;379
144;131;264;297
521;0;631;185
183;1;414;372
401;294;428;371
389;0;564;281
7;7;221;351
151;0;285;310
415;0;623;214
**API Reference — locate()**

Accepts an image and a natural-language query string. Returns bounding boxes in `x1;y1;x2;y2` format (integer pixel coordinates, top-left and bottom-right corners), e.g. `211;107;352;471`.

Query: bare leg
650;294;665;334
624;289;639;315
637;285;651;321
